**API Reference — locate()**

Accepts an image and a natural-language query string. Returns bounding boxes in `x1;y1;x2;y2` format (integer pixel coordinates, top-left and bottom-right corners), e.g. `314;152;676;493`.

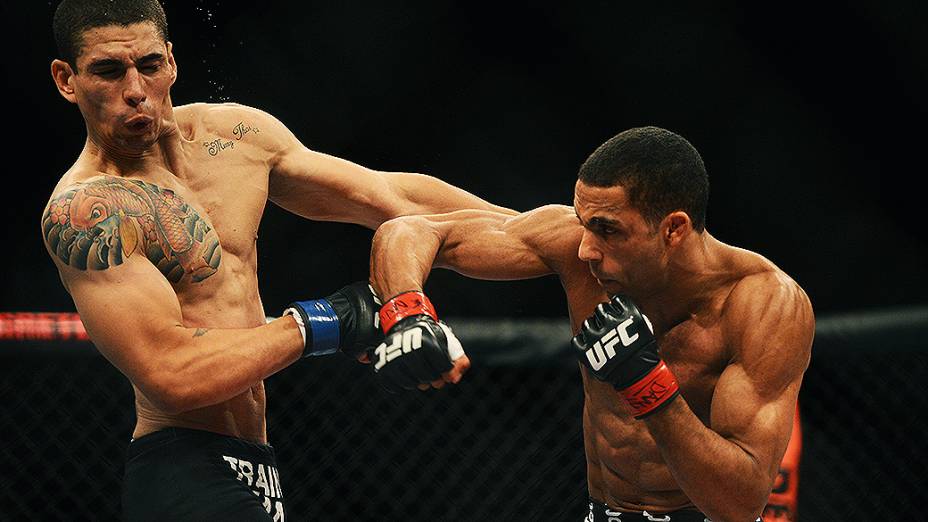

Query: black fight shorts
584;498;762;522
123;427;285;521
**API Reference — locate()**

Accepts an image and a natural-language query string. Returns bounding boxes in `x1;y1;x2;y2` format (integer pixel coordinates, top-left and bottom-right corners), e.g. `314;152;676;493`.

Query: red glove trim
379;291;437;333
620;361;680;419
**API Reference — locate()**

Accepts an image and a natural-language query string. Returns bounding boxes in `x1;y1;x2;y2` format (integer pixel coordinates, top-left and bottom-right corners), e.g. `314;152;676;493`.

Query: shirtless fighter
42;1;503;519
368;127;814;522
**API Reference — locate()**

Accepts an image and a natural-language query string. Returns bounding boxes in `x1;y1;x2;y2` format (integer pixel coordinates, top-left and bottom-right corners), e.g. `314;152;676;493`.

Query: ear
50;59;78;104
166;41;178;86
661;211;691;246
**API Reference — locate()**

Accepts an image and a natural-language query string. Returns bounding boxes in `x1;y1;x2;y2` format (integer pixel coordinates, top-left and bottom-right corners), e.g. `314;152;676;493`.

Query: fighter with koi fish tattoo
43;1;502;519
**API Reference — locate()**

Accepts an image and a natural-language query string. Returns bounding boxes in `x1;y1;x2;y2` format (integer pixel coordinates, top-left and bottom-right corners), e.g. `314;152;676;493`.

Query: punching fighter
42;1;501;519
368;127;814;522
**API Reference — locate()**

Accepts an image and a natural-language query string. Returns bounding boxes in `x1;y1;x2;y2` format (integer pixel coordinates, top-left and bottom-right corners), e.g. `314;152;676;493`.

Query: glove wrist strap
379;291;437;333
619;361;680;419
286;299;341;357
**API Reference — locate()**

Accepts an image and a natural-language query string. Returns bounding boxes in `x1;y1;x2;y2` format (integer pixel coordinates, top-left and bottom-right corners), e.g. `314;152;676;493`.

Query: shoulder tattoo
43;177;222;283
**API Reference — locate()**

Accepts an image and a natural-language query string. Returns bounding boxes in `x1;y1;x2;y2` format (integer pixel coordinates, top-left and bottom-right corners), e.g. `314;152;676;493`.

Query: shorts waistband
127;427;275;461
588;498;706;522
588;498;761;522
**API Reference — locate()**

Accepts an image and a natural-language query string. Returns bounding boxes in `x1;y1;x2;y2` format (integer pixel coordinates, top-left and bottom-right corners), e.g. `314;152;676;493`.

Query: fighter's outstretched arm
644;274;813;522
370;205;580;299
235;106;515;228
367;205;580;390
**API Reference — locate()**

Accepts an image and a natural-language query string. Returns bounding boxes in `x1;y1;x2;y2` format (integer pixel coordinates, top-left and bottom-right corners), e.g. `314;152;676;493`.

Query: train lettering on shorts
585;317;638;371
222;455;285;521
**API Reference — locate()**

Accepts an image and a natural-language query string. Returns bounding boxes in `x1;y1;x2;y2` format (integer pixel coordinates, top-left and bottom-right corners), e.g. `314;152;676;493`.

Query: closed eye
94;68;124;79
138;59;164;74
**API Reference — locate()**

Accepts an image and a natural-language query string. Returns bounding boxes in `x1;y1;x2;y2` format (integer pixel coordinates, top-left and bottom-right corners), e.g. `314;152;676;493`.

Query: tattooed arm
42;177;304;414
224;105;516;228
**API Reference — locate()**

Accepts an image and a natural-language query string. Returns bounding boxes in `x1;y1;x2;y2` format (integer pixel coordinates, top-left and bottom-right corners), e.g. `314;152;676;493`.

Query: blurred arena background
2;0;927;520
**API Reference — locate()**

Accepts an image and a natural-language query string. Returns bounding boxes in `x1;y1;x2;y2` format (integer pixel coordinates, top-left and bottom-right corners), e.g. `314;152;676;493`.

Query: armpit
42;177;222;283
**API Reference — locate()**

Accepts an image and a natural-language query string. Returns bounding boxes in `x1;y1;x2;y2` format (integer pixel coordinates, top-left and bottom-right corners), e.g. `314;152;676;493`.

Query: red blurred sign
0;312;89;342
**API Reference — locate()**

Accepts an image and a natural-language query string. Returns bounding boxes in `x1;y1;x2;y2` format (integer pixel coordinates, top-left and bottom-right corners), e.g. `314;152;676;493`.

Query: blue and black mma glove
283;281;383;359
571;294;680;419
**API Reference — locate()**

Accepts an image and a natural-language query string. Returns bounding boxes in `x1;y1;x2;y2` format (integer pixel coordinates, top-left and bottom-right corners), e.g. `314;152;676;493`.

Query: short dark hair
578;126;710;232
53;0;169;71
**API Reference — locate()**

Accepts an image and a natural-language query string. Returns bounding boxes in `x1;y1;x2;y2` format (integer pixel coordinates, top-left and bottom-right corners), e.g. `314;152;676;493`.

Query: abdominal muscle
133;382;267;443
583;377;694;513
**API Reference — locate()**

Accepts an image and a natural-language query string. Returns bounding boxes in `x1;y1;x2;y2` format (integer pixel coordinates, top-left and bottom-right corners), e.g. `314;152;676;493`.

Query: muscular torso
558;243;770;512
51;104;276;442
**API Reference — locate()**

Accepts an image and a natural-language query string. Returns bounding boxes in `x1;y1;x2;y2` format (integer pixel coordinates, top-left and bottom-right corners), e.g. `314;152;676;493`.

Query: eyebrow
87;58;123;70
87;53;164;70
137;53;165;63
574;209;620;228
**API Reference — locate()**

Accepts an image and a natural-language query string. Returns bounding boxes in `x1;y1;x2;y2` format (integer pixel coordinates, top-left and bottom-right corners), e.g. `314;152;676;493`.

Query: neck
640;231;725;328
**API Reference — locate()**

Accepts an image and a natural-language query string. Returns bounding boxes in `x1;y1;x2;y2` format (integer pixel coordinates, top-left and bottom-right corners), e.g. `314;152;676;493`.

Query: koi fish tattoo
42;177;222;283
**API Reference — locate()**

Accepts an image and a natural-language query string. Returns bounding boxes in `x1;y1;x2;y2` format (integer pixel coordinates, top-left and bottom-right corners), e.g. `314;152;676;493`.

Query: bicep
270;146;403;227
709;362;801;479
62;259;186;393
40;179;203;399
710;276;814;476
218;106;388;225
264;114;514;226
272;148;514;228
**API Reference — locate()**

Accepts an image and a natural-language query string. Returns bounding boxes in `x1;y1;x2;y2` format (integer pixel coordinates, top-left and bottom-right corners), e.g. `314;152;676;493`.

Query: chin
597;279;623;295
121;133;158;151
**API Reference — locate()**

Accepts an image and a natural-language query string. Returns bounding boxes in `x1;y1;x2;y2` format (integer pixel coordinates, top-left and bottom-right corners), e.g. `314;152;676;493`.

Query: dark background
3;0;926;316
2;3;928;521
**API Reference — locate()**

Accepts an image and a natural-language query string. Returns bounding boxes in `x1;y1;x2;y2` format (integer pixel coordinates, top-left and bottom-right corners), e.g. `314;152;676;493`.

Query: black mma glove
571;295;680;418
372;291;464;393
283;281;383;358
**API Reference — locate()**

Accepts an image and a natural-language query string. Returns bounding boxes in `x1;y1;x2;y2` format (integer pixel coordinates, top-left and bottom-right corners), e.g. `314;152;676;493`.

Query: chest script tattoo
232;121;259;140
201;122;259;156
43;177;222;283
203;137;234;156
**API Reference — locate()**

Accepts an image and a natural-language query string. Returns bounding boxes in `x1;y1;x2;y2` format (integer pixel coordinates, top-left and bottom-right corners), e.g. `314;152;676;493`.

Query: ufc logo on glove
374;327;423;370
584;314;653;371
572;297;678;419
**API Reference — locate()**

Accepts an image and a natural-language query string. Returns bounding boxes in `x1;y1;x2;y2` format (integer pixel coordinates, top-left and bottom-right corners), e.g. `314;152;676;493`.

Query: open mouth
125;116;153;131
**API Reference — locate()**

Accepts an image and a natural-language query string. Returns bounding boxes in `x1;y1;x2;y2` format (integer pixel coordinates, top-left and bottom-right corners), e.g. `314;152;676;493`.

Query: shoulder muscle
516;204;584;273
42;176;221;283
722;270;814;395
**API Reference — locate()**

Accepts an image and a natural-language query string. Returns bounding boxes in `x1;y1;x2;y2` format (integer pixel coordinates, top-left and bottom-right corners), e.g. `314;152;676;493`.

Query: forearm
388;172;517;217
147;317;303;413
644;399;770;522
370;216;443;299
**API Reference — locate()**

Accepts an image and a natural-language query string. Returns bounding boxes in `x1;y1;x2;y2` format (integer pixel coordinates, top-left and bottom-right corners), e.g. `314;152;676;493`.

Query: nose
577;229;602;263
122;68;147;108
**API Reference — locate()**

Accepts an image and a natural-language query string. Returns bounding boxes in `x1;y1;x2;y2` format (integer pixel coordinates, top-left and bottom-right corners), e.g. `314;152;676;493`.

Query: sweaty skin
370;188;814;522
44;23;511;443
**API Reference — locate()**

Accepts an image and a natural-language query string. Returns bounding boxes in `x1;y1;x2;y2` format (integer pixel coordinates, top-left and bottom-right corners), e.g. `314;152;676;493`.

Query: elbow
701;490;768;522
372;215;435;250
375;215;428;237
704;506;764;522
140;371;199;415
